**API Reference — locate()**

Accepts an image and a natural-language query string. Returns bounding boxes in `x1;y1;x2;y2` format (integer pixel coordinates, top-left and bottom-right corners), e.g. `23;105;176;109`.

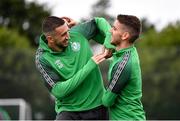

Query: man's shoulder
69;29;86;40
113;51;133;71
35;48;47;63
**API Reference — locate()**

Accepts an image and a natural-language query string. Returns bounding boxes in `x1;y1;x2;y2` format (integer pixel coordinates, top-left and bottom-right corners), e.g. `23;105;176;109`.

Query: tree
141;18;155;33
0;0;51;46
136;21;180;119
90;0;114;24
0;27;56;119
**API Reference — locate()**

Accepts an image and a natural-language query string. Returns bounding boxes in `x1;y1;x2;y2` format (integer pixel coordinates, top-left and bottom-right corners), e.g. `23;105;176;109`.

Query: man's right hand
102;47;113;59
92;53;106;64
61;17;77;28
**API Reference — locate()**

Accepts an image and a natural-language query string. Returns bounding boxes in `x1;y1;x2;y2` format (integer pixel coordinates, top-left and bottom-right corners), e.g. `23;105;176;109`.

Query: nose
65;32;70;40
110;28;113;33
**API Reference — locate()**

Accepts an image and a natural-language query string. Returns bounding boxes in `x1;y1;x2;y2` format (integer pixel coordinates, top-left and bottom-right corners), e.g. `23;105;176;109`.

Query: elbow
102;99;113;107
102;100;109;107
102;96;114;107
51;90;63;99
51;92;63;99
51;86;65;99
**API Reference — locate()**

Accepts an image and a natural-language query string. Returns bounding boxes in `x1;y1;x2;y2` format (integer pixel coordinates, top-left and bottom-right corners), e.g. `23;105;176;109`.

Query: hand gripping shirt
102;45;146;120
35;17;114;113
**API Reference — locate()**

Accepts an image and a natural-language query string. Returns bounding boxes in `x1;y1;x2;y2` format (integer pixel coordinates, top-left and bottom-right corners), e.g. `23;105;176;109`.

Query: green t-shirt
35;17;114;113
102;45;146;120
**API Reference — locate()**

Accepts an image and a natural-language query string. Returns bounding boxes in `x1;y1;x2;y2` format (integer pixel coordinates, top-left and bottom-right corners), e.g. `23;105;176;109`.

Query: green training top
102;45;146;120
35;17;113;113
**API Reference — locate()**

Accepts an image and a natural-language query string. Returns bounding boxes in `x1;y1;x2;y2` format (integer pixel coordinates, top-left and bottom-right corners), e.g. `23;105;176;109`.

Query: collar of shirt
39;34;67;55
113;45;135;57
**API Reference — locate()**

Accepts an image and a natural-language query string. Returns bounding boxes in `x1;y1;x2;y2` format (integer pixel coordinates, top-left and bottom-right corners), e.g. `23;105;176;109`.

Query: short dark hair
42;16;65;34
117;14;141;43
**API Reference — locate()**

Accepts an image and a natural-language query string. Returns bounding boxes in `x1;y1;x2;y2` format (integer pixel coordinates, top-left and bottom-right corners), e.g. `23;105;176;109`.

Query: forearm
94;17;115;49
102;89;117;107
51;58;97;99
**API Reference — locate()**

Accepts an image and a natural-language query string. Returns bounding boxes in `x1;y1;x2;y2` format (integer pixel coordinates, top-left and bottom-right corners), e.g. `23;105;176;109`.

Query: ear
46;35;53;43
122;32;130;40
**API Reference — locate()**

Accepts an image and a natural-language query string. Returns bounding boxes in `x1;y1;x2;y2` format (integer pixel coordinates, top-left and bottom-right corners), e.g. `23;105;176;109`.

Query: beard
56;40;69;51
111;38;118;45
57;44;67;50
111;38;122;46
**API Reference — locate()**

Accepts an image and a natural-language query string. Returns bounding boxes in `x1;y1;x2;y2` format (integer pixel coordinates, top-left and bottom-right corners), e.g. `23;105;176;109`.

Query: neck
48;43;63;52
116;42;132;51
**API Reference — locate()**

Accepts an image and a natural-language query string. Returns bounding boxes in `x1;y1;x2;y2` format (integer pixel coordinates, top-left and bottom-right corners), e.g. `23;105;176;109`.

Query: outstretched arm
36;53;106;99
70;17;115;49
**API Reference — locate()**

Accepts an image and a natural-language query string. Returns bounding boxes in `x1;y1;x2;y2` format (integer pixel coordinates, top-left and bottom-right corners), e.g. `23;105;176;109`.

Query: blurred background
0;0;180;120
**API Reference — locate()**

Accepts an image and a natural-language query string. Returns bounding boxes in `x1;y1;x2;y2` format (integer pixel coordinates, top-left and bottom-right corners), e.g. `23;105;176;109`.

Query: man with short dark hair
35;16;113;120
102;14;146;120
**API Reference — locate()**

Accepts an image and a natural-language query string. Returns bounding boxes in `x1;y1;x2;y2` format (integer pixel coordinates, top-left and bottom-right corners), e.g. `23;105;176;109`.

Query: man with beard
35;16;113;120
102;14;146;120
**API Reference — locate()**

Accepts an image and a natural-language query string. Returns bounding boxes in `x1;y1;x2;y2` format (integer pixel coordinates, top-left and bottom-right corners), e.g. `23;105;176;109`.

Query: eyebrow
112;26;117;30
61;29;69;36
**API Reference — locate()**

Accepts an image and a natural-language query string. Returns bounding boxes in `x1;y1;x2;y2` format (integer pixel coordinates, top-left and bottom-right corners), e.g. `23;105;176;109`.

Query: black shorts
55;105;109;120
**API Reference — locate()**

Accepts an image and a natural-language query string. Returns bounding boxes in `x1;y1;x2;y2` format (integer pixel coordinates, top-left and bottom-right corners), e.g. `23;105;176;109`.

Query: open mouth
64;40;69;46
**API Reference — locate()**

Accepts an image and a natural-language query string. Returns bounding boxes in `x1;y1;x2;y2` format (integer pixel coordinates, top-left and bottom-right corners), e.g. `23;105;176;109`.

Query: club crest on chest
70;42;80;52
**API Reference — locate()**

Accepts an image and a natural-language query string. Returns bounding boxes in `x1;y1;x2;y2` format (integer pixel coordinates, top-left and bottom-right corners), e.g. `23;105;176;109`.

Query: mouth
110;39;116;45
64;40;69;46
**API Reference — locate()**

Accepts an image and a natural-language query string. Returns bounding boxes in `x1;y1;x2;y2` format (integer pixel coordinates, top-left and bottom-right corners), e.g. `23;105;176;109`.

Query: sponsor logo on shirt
71;42;80;52
55;59;63;69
